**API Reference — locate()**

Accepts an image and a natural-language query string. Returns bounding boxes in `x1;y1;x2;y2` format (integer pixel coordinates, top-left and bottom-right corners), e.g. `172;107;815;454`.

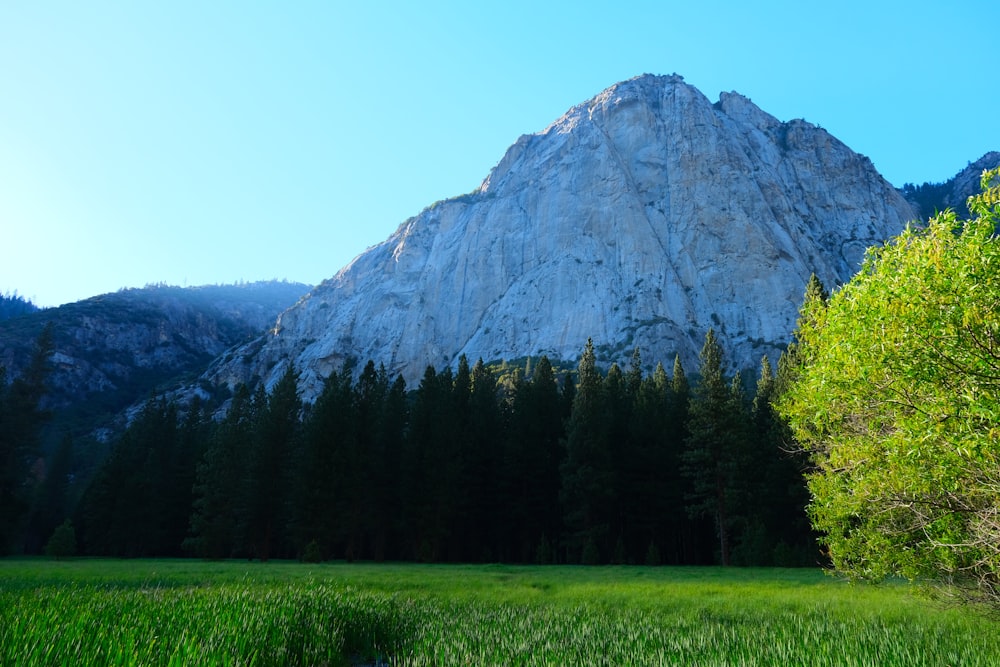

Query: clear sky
2;1;996;307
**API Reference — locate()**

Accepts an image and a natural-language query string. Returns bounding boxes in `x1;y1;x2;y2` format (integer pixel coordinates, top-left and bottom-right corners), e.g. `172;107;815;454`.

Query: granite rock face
211;74;917;399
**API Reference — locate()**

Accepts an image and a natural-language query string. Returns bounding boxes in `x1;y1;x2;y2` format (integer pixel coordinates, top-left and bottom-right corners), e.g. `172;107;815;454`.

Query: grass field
3;559;999;666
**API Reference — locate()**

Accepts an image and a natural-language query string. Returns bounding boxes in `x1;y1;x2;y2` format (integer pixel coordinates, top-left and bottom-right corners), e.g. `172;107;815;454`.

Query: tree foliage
68;336;815;565
682;330;749;566
243;364;301;561
0;291;40;322
0;325;54;553
186;385;256;559
75;396;204;557
561;339;616;562
779;168;1000;607
44;519;77;559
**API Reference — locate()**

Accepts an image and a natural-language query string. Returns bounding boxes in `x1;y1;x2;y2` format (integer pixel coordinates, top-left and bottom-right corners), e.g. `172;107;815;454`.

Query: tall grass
3;580;407;665
3;560;999;666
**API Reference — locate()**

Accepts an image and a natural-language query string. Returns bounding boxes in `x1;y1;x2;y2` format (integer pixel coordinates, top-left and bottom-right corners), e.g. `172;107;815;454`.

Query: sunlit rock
210;74;916;399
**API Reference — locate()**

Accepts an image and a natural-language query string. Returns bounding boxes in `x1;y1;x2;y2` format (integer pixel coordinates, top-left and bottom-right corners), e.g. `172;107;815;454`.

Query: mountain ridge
0;280;309;441
901;151;1000;219
206;74;920;400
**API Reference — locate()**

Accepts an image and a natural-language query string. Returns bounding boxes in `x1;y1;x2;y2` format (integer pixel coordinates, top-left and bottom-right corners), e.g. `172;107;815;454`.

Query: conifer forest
61;333;816;567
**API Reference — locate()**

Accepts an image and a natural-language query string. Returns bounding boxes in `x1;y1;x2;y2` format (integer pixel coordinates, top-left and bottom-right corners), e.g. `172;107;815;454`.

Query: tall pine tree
187;385;255;559
0;324;53;553
561;339;615;563
505;355;565;562
243;365;300;561
682;329;749;566
76;397;192;556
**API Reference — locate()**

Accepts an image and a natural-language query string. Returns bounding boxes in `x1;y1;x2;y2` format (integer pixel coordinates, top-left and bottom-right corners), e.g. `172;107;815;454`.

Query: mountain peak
208;75;917;399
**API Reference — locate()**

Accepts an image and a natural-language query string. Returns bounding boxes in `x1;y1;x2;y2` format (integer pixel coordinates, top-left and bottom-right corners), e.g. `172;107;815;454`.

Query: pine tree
602;362;630;558
682;329;748;566
352;360;390;560
753;354;816;566
243;365;301;561
0;324;53;553
402;365;461;561
460;358;502;560
506;355;566;562
187;385;254;558
626;347;644;398
372;372;407;561
343;361;383;561
24;435;73;554
561;339;614;563
75;397;184;556
292;364;354;559
778;274;829;393
627;361;673;562
501;356;561;562
169;399;208;553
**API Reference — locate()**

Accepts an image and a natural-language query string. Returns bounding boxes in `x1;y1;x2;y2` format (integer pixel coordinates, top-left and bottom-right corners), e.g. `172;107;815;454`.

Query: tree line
10;171;998;607
0;291;41;322
68;330;817;566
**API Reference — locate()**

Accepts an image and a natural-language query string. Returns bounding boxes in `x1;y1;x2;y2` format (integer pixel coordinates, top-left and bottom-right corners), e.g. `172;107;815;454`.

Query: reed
3;560;998;665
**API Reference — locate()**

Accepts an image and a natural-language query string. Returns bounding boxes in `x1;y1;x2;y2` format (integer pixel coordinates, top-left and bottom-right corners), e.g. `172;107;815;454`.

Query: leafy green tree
779;168;1000;606
44;519;76;559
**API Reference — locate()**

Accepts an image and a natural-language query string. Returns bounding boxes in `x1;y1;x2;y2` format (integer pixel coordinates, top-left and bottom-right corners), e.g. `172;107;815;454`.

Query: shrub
45;520;77;559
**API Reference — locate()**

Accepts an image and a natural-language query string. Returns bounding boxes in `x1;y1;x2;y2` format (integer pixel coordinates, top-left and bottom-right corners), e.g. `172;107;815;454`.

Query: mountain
901;151;1000;220
0;281;309;437
209;74;919;399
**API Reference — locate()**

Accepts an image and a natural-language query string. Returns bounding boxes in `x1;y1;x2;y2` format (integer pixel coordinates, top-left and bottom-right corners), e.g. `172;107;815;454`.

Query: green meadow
3;560;999;666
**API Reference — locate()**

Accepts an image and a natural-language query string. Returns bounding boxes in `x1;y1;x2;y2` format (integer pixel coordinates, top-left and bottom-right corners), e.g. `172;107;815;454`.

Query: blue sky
2;1;996;307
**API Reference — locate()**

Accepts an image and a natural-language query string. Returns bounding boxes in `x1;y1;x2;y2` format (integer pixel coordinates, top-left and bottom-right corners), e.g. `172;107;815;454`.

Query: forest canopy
66;337;815;567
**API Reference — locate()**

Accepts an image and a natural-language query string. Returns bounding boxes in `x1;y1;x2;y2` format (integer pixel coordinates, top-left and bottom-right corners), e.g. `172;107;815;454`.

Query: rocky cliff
0;281;309;423
211;74;918;399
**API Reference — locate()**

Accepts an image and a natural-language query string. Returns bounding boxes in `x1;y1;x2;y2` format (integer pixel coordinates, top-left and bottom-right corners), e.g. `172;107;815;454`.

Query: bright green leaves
779;168;1000;608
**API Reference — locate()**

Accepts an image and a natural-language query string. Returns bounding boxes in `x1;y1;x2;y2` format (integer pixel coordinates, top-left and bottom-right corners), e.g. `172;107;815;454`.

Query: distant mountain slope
0;281;309;436
208;74;917;400
901;151;1000;220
